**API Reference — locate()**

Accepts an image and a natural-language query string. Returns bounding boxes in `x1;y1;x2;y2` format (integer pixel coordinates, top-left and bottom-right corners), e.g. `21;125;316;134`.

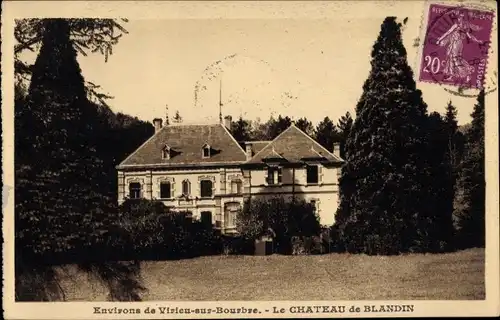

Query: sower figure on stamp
436;11;483;83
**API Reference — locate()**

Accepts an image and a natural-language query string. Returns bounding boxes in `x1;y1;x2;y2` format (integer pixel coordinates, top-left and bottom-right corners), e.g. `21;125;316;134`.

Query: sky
18;1;497;126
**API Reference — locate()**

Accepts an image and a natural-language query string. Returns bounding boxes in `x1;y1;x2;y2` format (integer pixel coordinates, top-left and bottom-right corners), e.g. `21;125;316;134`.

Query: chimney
245;143;253;161
153;118;163;133
332;142;341;158
224;115;232;130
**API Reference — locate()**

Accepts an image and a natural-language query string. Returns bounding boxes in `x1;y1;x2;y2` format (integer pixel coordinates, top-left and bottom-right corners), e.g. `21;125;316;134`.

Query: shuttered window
266;167;282;185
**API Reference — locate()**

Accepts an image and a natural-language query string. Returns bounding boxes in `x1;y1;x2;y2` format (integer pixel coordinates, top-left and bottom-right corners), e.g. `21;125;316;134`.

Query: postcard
1;0;498;318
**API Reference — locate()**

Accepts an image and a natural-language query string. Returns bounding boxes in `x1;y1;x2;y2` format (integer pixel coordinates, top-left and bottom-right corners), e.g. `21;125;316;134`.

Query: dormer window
162;145;171;160
202;144;211;158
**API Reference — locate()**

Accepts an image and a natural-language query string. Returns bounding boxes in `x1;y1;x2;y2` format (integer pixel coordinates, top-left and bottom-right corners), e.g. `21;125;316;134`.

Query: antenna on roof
219;78;223;124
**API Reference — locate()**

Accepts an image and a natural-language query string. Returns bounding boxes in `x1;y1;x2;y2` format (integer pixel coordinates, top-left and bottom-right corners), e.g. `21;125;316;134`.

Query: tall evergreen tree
331;111;355;248
337;111;354;158
426;112;455;251
15;18;128;107
294;117;314;136
230;116;252;142
444;101;459;170
455;90;485;248
15;19;111;259
314;117;339;152
334;17;443;254
267;115;292;139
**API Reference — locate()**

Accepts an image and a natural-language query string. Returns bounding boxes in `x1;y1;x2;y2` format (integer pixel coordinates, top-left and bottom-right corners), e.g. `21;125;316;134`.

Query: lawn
59;248;484;301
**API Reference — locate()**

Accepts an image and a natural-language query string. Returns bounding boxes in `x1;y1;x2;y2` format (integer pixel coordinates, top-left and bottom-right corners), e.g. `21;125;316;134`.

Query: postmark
418;3;495;93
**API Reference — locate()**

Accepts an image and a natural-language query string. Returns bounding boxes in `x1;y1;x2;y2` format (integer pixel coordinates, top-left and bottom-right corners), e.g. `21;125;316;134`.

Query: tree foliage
426;112;455;250
236;196;320;254
15;19;113;259
15;18;128;107
267;115;293;139
314;116;339;152
245;115;292;141
14;19;153;262
443;101;464;172
294;117;314;136
230;116;252;142
334;17;450;254
455;90;485;248
337;112;353;158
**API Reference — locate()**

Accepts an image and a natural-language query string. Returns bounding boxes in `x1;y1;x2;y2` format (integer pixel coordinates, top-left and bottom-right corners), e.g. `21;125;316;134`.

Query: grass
55;248;484;301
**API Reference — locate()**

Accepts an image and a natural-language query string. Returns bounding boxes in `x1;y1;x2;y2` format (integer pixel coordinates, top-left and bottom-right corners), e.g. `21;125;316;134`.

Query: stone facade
116;118;343;233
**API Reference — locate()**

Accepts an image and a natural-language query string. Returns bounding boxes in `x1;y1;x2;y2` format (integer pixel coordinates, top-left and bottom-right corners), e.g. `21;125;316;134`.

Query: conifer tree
15;19;111;259
314;117;339;152
444;101;459;170
230;116;252;142
334;17;441;254
267;115;292;139
455;90;485;248
426;112;455;251
337;112;354;158
294;117;314;136
15;18;128;107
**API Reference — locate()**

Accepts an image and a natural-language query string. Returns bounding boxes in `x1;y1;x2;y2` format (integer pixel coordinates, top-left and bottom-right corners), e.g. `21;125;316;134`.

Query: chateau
116;115;343;233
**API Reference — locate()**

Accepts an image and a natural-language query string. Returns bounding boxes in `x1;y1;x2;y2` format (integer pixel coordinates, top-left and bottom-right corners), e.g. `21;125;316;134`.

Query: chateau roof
245;125;342;165
117;123;343;170
117;123;247;169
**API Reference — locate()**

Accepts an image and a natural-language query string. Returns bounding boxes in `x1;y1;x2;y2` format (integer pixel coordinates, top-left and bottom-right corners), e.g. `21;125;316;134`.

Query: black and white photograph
1;0;499;318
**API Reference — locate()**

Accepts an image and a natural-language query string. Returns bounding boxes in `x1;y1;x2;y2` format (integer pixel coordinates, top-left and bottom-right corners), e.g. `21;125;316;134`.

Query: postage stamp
419;3;495;90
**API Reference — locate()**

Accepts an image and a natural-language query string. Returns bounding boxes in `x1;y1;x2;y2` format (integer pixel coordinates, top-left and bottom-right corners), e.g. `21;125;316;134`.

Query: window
129;182;141;199
202;145;211;158
224;210;236;229
224;203;240;229
200;180;213;198
160;182;171;199
182;180;191;196
201;211;212;226
307;165;319;184
162;146;170;159
266;167;282;185
231;180;242;194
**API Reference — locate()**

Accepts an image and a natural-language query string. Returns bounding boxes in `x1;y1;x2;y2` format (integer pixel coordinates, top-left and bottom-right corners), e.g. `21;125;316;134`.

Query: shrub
112;199;224;260
236;196;321;254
